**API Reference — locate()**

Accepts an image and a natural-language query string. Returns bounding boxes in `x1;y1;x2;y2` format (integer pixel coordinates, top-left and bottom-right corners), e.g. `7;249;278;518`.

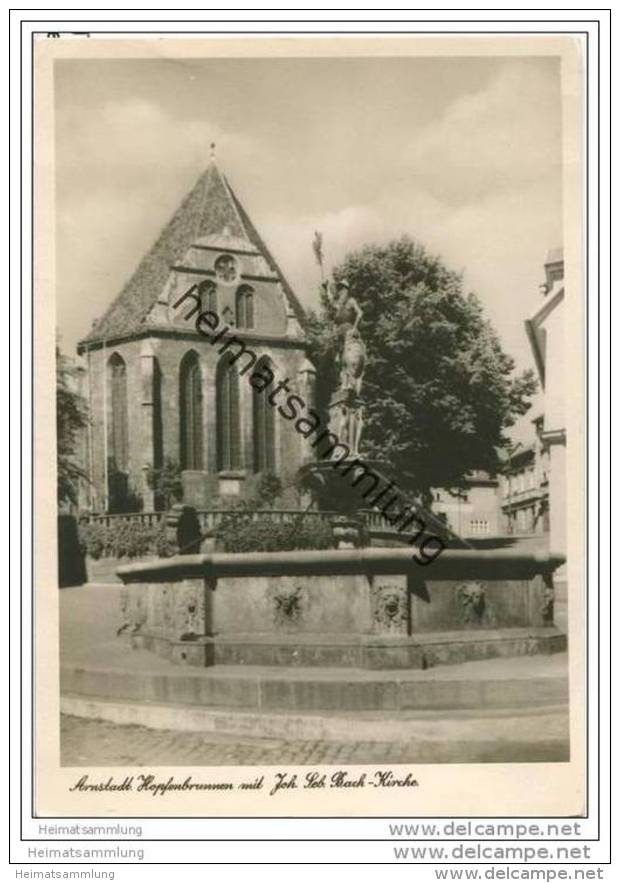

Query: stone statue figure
322;279;366;457
333;387;365;455
323;279;366;396
333;279;362;330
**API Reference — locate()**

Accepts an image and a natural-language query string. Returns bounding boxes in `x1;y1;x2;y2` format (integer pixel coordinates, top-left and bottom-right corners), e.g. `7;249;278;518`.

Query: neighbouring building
499;422;550;537
76;157;313;513
524;248;566;557
432;470;501;539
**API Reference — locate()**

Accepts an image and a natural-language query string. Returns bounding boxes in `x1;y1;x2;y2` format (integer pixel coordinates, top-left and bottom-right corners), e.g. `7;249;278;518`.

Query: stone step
133;627;567;668
61;658;568;713
60;694;569;761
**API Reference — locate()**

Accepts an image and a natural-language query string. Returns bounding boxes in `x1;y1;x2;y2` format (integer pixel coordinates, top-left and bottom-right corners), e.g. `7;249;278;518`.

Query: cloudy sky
55;52;564;436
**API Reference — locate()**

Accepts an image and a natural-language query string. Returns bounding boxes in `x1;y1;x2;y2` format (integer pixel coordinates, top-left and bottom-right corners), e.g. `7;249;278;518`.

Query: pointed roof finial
209;141;216;162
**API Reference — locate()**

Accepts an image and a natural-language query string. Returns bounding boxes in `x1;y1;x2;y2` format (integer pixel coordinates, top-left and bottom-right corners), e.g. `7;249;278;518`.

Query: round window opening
214;253;239;285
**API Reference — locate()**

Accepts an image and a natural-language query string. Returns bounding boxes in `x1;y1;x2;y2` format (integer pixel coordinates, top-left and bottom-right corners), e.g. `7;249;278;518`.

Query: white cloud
402;63;562;205
55;98;261;343
56;97;259;201
263;178;560;387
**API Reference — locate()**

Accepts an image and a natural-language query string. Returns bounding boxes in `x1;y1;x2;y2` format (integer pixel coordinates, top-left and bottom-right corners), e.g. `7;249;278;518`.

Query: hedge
216;515;334;554
79;513;335;559
78;518;175;560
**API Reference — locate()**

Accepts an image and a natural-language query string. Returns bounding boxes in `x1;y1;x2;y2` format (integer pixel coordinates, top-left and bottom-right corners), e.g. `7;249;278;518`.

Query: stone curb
61;693;569;745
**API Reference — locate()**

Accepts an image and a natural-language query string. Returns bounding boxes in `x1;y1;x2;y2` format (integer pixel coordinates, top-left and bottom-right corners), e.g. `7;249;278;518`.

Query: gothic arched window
235;285;255;329
179;351;204;470
197;278;218;315
216;353;242;471
253;357;276;473
107;353;128;474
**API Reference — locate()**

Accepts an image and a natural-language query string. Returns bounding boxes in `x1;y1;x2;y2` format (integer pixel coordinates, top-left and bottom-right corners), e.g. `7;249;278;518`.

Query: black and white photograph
29;30;589;821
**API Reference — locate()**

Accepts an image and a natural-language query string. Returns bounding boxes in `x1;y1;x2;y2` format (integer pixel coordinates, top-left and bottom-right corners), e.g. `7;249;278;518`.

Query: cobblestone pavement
60;715;567;766
61;715;424;766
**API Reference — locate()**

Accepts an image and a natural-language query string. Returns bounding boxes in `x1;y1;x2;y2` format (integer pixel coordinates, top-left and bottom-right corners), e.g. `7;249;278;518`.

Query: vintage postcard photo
33;33;586;818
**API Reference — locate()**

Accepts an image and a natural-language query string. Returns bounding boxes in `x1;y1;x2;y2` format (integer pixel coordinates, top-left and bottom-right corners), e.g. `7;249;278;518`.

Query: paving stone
61;715;417;766
60;714;568;766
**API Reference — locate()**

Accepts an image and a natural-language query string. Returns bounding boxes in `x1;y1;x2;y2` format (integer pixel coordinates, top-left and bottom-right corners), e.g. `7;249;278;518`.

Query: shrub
154;526;176;558
146;458;183;510
216;514;333;554
78;521;107;559
78;517;171;560
252;472;283;508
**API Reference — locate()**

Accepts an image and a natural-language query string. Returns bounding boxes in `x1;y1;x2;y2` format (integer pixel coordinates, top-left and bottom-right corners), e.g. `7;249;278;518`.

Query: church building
77;156;314;513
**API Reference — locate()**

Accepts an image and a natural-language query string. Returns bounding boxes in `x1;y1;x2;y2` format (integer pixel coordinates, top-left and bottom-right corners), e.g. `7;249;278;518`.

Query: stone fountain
108;272;566;682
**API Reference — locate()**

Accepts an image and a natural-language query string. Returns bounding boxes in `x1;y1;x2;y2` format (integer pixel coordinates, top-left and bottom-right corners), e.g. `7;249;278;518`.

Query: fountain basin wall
117;548;566;669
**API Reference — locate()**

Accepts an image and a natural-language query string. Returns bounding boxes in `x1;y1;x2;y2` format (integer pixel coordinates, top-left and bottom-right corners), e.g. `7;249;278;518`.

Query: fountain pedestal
117;548;567;671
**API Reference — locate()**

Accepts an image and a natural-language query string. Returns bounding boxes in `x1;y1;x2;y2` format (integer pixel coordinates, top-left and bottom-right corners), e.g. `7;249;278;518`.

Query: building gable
80;161;305;348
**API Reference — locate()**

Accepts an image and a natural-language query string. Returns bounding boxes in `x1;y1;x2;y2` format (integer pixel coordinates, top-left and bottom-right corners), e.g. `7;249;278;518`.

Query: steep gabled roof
227;182;306;325
81;161;305;345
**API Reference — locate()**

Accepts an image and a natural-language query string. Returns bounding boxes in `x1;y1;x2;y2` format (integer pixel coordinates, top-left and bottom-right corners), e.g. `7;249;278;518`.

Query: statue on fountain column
334;388;365;455
331;280;365;394
322;279;367;457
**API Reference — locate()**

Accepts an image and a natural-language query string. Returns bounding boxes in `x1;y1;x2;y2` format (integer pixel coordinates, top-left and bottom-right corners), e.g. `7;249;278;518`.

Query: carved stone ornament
458;581;489;626
540;585;555;625
214;253;239;285
273;586;305;628
373;584;408;634
175;582;205;641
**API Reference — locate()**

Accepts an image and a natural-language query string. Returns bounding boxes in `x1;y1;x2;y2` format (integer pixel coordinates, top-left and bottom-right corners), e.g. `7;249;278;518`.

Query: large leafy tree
306;237;537;503
56;346;89;506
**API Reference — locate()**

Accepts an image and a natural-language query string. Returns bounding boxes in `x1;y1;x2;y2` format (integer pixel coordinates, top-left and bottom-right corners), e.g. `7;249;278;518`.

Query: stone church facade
77;160;314;512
